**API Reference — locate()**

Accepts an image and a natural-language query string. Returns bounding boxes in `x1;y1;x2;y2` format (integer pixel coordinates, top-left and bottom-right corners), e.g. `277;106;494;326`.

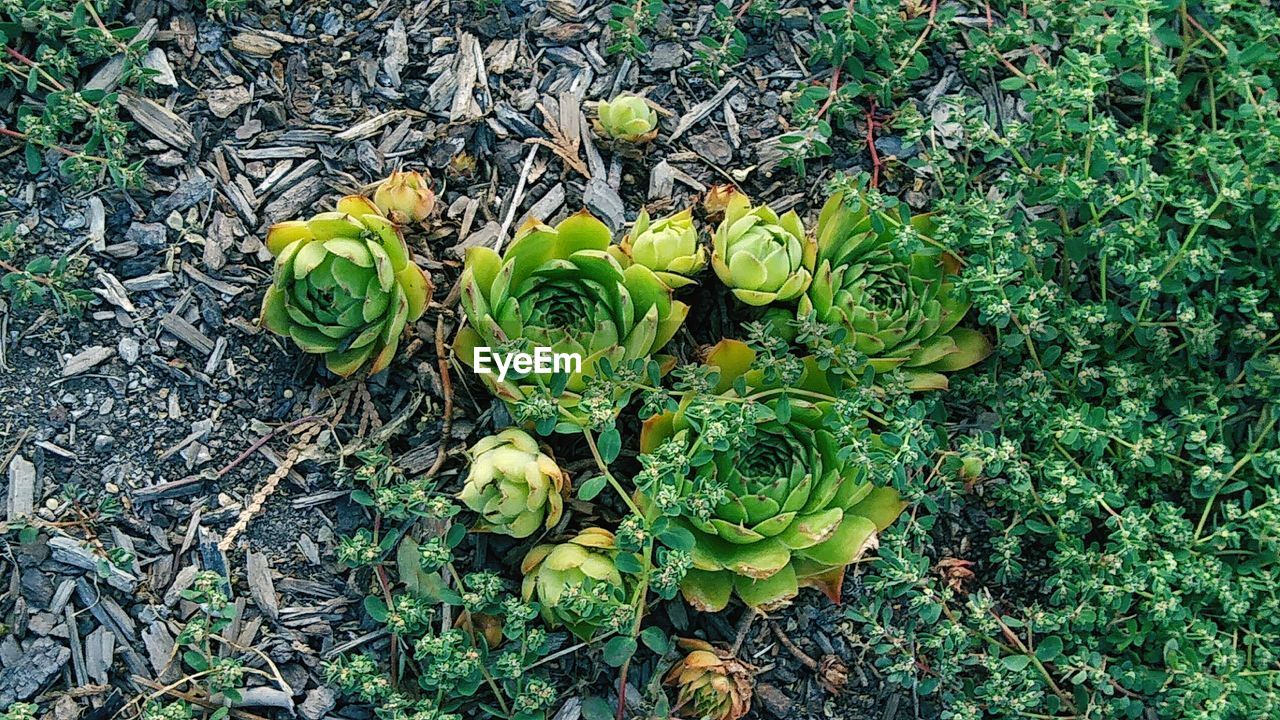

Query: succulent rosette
458;428;568;538
639;340;906;611
618;208;707;288
792;191;992;390
664;639;755;720
593;94;659;143
520;528;634;640
260;195;432;377
373;169;436;224
455;212;689;430
711;191;816;306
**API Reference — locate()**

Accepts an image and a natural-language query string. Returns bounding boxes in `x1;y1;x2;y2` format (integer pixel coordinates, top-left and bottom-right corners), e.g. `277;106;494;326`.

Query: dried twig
425;314;455;479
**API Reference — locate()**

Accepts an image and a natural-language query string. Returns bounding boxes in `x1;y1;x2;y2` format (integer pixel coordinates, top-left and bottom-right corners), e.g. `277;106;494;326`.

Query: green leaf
581;697;613;720
615;552;643;574
774;393;791;425
640;626;670;654
999;76;1027;91
24;143;41;174
363;595;389;622
658;526;695;551
1001;654;1031;671
1035;636;1063;663
597;427;622;464
577;475;608;501
603;636;637;667
183;650;210;672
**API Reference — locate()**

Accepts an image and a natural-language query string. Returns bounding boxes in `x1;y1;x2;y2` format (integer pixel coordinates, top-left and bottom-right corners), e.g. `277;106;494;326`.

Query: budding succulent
664;639;755;720
711;190;815;306
373;170;436;225
593;94;659;143
458;428;568;539
620;208;707;288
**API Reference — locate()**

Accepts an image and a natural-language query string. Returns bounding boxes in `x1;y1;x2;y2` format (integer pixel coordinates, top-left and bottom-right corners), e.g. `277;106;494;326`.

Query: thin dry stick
495;145;540;250
425;314;455;479
214;414;322;480
770;621;818;669
729;609;759;656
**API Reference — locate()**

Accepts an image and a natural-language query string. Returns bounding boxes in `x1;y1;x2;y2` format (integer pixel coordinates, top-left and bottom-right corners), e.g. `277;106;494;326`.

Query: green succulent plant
520;528;633;640
786;191;992;390
458;428;568;538
617;208;707;288
640;339;906;611
711;190;815;306
260;195;432;377
593;94;659;143
455;212;689;431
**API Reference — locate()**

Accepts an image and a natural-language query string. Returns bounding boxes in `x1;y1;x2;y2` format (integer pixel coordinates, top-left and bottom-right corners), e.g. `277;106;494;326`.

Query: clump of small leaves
328;447;562;720
0;0;153;187
0;220;92;315
779;0;958;177
690;2;746;84
0;704;37;720
204;0;246;18
607;0;664;58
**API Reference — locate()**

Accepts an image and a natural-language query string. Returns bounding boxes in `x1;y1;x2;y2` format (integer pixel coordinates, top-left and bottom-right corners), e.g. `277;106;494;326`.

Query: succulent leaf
788;191;993;386
619;208;708;288
373;170;436;224
664;639;755;720
593;94;659;143
520;528;635;640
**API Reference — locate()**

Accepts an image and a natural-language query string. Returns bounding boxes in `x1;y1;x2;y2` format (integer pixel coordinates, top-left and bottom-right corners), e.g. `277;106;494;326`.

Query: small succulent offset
520;528;635;640
458;428;568;538
711;190;815;306
791;191;991;390
617;208;708;289
640;340;906;611
593;93;659;143
260;195;432;377
664;639;755;720
374;170;437;225
455;212;688;430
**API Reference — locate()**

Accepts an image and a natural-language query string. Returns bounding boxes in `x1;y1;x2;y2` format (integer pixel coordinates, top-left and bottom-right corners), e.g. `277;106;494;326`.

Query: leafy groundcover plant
833;2;1280;718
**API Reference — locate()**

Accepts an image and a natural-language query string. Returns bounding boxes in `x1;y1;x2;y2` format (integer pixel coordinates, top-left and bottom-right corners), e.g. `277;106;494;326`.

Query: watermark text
473;346;582;382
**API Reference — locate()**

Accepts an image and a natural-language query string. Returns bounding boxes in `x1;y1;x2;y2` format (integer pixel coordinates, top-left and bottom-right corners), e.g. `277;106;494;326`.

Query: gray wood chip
245;551;279;621
48;535;138;592
61;345;114;377
5;454;34;521
0;637;71;707
84;626;115;685
383;18;408;88
120;92;194;150
669;79;741;142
